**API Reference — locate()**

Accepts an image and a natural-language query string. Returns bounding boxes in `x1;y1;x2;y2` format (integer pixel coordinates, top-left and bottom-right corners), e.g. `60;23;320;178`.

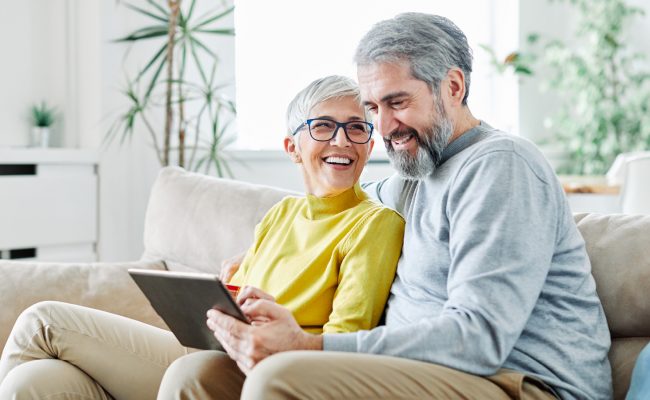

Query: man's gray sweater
323;122;612;400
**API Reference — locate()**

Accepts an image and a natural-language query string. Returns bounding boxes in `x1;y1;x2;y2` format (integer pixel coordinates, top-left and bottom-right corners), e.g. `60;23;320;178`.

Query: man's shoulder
469;128;542;158
458;129;553;178
358;198;405;223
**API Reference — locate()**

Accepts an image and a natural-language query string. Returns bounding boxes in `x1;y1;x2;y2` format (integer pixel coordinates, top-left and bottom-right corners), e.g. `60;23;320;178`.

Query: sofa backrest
142;169;650;331
141;167;296;273
574;212;650;400
575;212;650;339
141;167;650;399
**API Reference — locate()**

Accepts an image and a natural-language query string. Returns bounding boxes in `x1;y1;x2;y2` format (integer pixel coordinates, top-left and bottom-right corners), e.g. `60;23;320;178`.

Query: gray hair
355;13;473;105
286;75;364;137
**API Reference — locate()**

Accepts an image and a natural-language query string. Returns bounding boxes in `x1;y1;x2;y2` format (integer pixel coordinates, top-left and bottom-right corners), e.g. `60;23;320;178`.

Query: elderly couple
0;12;612;400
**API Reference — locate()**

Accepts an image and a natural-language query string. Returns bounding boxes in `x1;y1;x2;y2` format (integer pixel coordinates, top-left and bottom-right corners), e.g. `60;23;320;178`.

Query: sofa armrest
0;260;169;351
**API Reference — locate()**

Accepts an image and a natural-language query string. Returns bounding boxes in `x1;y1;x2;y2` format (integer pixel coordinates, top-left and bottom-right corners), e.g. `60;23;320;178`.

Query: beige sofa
1;166;648;399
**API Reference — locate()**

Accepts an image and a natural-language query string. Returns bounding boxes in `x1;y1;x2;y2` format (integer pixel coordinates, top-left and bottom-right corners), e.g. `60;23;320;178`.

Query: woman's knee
15;300;59;323
0;359;110;400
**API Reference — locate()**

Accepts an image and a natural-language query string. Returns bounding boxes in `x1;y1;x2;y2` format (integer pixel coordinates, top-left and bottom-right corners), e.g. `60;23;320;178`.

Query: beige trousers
0;301;195;399
162;350;558;400
0;301;557;400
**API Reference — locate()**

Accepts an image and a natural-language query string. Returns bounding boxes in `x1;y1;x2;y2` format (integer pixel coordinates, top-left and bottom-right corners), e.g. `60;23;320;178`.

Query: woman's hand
236;285;275;307
219;252;245;283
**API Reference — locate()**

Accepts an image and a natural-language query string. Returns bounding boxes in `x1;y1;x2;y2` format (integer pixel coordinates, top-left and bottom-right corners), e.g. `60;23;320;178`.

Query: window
234;0;519;150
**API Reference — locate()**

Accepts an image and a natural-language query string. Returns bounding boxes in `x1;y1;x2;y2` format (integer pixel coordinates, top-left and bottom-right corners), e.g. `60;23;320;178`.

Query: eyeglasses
292;118;374;144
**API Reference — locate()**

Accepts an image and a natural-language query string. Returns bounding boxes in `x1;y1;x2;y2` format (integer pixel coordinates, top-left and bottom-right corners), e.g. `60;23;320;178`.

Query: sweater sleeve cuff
322;332;358;352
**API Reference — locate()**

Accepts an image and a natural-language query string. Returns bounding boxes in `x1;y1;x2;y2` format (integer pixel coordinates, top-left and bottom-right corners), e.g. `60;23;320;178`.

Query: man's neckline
439;121;493;165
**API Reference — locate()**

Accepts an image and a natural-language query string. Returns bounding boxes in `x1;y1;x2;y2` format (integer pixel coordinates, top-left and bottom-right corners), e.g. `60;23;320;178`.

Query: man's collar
439;121;492;165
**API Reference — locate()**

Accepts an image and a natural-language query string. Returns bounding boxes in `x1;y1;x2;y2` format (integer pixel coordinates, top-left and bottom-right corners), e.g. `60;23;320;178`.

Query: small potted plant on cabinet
30;101;56;148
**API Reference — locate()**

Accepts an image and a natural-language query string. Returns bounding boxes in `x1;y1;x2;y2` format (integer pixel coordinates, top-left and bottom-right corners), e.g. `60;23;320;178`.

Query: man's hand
219;252;245;283
206;294;323;374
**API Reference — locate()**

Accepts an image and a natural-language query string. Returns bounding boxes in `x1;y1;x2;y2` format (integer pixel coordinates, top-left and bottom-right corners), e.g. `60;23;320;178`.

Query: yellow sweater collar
305;183;368;220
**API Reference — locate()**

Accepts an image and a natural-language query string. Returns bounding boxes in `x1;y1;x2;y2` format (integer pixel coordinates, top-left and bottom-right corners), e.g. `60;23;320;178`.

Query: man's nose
330;126;352;147
376;108;396;138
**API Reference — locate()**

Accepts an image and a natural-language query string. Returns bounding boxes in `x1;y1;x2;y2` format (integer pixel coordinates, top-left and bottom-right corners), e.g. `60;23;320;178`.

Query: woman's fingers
219;252;245;282
236;285;275;306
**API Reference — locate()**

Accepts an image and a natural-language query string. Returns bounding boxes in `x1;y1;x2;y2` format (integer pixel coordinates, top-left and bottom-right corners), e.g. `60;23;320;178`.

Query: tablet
128;268;249;351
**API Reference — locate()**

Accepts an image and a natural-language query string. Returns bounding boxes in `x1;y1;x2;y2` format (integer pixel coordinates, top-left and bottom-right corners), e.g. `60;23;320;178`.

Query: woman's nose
330;126;352;147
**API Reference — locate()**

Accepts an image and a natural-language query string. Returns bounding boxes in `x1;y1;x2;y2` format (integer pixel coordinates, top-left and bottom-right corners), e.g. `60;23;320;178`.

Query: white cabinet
0;149;98;262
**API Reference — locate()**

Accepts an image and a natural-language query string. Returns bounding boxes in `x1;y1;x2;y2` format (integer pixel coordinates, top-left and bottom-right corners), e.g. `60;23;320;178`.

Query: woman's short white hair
285;75;365;137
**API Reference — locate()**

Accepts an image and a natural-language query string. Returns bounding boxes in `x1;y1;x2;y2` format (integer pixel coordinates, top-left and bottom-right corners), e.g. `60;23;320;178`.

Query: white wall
235;0;520;150
4;1;648;262
0;1;67;147
1;1;236;262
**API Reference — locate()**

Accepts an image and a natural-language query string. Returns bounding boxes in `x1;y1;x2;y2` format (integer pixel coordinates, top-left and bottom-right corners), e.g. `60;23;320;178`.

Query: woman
0;76;404;399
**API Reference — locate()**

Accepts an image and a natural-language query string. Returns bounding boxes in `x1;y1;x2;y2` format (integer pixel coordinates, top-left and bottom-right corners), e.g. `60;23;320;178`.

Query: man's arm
361;173;403;208
209;150;563;375
325;150;562;375
207;292;322;374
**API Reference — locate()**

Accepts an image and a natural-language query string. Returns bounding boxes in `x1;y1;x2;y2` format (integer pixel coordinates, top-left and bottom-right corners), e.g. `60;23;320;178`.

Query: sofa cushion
575;213;650;338
142;167;296;274
0;260;168;350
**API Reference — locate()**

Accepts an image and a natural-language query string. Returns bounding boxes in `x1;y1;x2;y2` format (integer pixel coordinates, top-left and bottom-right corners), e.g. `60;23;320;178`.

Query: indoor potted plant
482;0;650;175
30;101;56;148
106;0;237;177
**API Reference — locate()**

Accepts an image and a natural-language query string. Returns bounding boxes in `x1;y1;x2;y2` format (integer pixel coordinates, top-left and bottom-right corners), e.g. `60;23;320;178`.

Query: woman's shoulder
269;195;305;210
258;195;305;225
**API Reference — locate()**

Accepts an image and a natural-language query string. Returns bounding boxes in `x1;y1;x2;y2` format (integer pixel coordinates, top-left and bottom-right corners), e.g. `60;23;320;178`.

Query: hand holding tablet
128;268;249;350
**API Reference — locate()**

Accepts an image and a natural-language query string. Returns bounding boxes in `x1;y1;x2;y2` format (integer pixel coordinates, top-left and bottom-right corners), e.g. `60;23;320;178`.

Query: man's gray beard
386;107;454;180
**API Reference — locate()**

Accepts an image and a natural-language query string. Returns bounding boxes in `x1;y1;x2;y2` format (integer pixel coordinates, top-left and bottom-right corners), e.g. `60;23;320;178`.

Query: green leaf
186;0;198;22
193;5;234;30
145;0;169;18
123;2;168;23
189;37;210;84
135;42;168;83
114;25;169;42
526;33;540;44
514;65;533;75
190;36;218;60
143;55;167;102
31;101;56;127
194;28;235;35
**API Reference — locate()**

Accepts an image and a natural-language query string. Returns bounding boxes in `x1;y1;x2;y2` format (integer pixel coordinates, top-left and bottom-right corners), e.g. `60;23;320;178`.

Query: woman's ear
365;138;375;164
284;136;301;163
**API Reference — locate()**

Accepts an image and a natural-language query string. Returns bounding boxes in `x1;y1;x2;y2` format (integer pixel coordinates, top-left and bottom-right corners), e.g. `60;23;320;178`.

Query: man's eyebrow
362;91;410;107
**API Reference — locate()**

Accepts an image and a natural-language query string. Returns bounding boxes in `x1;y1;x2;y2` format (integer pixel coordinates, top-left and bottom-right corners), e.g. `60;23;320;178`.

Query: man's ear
284;136;301;163
445;68;466;107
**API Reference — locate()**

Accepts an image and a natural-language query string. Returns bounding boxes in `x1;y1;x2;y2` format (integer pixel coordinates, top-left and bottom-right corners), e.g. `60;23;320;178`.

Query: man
162;13;612;400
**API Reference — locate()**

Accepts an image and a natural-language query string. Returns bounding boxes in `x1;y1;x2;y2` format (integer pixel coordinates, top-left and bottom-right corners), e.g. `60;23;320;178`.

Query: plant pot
31;127;50;148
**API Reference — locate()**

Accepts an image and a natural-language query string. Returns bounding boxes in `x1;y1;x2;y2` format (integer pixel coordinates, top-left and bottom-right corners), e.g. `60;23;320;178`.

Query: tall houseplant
481;0;650;175
107;0;237;177
543;0;650;174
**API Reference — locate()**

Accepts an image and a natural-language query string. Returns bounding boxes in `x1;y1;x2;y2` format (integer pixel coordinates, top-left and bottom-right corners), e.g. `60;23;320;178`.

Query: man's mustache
383;128;419;145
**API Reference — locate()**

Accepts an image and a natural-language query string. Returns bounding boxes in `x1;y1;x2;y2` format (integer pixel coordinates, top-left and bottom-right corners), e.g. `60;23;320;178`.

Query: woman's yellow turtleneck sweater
230;183;404;334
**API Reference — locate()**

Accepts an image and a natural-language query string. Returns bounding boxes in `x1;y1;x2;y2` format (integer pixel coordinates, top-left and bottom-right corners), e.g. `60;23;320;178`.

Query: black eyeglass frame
291;118;374;144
